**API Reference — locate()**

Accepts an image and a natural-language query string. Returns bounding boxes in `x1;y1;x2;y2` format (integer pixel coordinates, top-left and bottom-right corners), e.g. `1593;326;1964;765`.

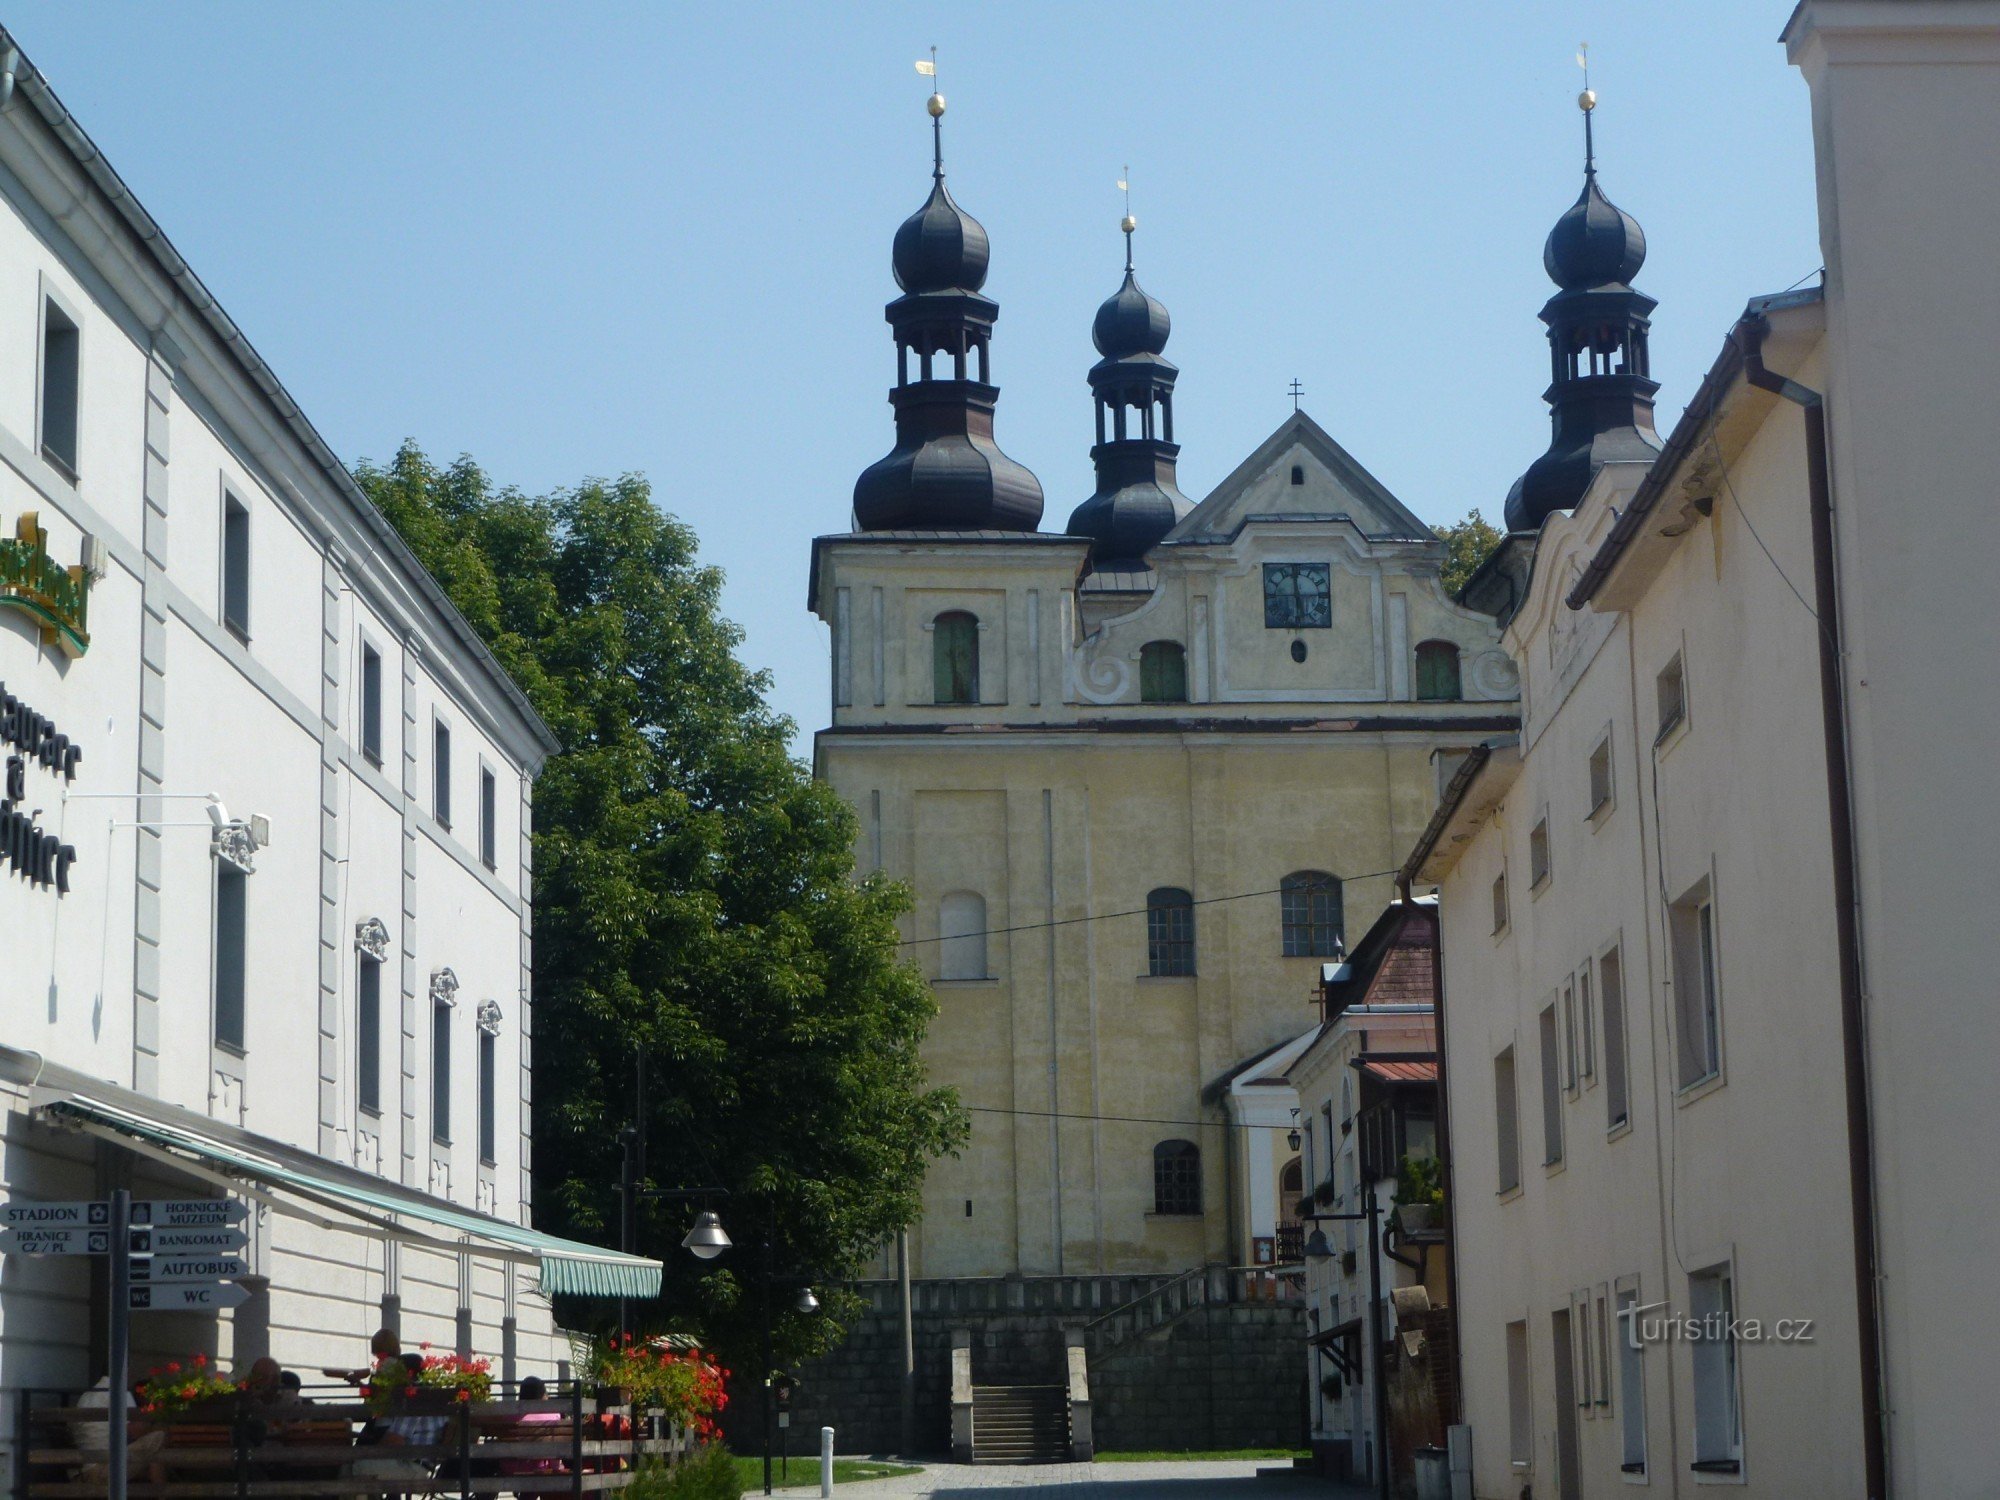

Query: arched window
1146;887;1196;976
938;891;987;980
933;612;979;705
1139;641;1188;704
1290;464;1305;486
1415;639;1463;702
1281;871;1344;957
1153;1139;1202;1216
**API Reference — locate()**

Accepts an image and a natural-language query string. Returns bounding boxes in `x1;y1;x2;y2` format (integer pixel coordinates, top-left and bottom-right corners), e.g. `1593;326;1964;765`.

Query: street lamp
794;1287;820;1316
683;1211;732;1260
1299;1192;1388;1500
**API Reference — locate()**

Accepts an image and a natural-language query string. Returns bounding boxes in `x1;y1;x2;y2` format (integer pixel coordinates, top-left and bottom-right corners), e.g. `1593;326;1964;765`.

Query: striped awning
39;1092;661;1301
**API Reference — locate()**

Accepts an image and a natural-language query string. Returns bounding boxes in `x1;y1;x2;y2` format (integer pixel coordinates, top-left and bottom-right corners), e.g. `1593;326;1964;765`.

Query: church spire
852;78;1043;533
1064;181;1192;567
1504;77;1662;532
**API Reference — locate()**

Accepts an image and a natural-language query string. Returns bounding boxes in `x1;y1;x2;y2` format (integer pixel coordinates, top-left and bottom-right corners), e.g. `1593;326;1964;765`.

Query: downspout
1737;315;1888;1500
1398;878;1464;1428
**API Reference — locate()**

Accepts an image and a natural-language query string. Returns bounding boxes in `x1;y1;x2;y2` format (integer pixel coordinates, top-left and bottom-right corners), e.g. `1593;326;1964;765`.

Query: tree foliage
356;444;965;1366
1436;508;1504;599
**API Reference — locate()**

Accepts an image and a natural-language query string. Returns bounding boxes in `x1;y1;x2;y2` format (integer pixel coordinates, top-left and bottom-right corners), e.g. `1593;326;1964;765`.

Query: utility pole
107;1188;131;1500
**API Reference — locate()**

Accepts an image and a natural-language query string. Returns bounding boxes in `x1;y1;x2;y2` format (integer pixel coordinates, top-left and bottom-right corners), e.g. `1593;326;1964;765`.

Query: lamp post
758;1227;820;1497
1302;1190;1388;1500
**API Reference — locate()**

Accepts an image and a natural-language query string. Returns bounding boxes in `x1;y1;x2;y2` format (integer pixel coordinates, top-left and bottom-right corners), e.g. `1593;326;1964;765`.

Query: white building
1406;2;2000;1494
0;28;653;1442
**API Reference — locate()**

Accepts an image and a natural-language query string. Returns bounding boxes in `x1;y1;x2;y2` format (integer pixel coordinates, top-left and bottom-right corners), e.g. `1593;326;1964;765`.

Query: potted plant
138;1355;243;1434
365;1349;492;1414
1314;1179;1340;1208
1393;1154;1445;1237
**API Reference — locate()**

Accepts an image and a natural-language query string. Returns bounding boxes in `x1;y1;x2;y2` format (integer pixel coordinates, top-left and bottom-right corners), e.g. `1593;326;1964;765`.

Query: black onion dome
1092;270;1171;358
1543;175;1647;289
892;178;991;293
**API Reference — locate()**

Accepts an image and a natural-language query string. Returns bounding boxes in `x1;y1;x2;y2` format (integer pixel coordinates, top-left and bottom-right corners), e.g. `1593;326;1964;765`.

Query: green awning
42;1093;661;1301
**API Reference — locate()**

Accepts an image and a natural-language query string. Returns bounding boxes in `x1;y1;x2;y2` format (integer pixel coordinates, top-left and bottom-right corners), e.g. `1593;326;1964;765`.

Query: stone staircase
971;1383;1070;1464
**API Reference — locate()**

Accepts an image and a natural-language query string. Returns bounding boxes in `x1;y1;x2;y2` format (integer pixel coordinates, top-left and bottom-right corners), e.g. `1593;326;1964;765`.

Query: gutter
1737;317;1889;1500
1396;741;1496;889
0;29;561;763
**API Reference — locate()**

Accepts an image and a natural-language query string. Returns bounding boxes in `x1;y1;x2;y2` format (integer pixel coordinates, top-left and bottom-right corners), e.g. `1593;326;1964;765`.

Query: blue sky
3;4;1820;746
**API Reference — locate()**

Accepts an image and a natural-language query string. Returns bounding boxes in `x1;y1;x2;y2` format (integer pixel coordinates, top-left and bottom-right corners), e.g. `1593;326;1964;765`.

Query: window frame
1587;728;1615;822
220;487;252;642
1538;1003;1564;1167
1505;1319;1533;1466
1280;870;1344;958
478;762;499;871
1139;640;1188;704
937;890;989;982
1494;1044;1521;1195
37;286;82;482
1262;561;1333;630
432;714;453;831
1529;813;1552;893
477;1025;498;1167
1600;942;1632;1132
931;610;981;706
1656;652;1689;745
1492;866;1510;936
212;862;248;1054
1670;878;1724;1091
431;996;453;1146
1689;1261;1745;1473
360;640;385;768
1145;886;1196;977
357;952;383;1116
1616;1280;1649;1473
1413;639;1463;702
1151;1139;1202;1217
1561;979;1580;1095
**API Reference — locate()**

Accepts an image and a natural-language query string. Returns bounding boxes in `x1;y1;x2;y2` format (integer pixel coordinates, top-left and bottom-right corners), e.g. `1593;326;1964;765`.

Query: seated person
353;1354;450;1484
68;1375;166;1487
498;1377;567;1489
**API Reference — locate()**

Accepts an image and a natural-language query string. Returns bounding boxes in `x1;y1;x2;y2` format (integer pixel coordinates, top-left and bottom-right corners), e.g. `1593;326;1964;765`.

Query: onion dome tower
1504;85;1661;532
852;88;1043;532
1064;204;1192;567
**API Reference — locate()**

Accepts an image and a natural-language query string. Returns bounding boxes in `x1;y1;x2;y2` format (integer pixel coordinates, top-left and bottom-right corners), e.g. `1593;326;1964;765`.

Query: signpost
0;1190;252;1500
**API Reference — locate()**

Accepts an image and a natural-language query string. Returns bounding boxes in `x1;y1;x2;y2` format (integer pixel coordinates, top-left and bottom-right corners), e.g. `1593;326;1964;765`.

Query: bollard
820;1425;834;1496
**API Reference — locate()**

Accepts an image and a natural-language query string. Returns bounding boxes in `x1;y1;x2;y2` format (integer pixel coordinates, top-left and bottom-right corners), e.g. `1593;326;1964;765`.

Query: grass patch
1093;1448;1308;1462
731;1456;921;1489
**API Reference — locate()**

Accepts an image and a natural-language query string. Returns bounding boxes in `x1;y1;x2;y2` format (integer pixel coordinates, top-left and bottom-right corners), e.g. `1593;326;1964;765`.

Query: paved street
790;1459;1366;1498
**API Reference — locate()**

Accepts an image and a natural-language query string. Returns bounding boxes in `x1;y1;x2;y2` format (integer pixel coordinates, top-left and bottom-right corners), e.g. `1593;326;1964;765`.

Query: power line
895;866;1405;947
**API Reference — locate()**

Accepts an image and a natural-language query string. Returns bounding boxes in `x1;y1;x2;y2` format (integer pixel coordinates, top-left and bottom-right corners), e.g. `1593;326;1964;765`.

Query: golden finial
916;47;944;117
1576;42;1595;112
1118;167;1136;235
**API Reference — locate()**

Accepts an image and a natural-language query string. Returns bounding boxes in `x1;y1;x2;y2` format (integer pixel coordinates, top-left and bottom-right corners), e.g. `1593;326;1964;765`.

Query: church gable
1167;411;1435;546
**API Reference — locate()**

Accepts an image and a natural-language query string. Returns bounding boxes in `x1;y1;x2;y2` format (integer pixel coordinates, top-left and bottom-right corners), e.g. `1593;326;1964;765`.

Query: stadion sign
0;511;92;659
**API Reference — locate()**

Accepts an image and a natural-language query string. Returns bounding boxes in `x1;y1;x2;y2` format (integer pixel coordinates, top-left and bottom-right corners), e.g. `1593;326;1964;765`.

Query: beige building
809;110;1515;1289
1406;3;2000;1494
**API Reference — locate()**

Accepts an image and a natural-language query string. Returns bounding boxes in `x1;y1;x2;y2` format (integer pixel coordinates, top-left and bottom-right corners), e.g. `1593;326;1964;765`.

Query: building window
357;954;382;1115
432;999;453;1145
1689;1265;1743;1472
1656;653;1687;742
1506;1319;1532;1464
1290;464;1305;486
932;611;979;705
1263;562;1332;629
477;1027;498;1166
221;492;251;640
479;766;498;870
39;296;80;479
1617;1287;1648;1472
1139;641;1187;703
938;890;987;980
1539;1003;1563;1165
1529;816;1551;890
1494;1045;1520;1193
1280;871;1343;957
361;644;384;766
1146;887;1196;976
1492;868;1509;935
1414;640;1462;701
1595;1290;1613;1409
1601;946;1630;1128
1577;965;1595;1083
433;718;452;829
1588;732;1613;817
1561;980;1579;1093
1670;880;1722;1088
1153;1139;1201;1215
213;865;247;1051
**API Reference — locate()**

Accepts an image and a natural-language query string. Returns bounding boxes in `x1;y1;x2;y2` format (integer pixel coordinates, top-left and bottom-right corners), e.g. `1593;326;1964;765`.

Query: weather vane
915;47;945;174
1289;378;1304;413
1576;41;1597;173
1117;165;1136;269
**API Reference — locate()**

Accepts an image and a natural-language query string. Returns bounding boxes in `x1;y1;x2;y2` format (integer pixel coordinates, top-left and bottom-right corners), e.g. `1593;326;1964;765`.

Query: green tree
1437;508;1504;598
356;443;966;1367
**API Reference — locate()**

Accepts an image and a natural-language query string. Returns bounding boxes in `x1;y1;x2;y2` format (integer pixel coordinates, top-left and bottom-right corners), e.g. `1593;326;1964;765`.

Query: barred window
1280;870;1344;957
1146;887;1196;976
1153;1139;1202;1216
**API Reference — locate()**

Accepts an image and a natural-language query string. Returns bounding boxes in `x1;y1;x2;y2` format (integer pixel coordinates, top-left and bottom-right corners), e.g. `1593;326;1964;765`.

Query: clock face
1264;562;1332;629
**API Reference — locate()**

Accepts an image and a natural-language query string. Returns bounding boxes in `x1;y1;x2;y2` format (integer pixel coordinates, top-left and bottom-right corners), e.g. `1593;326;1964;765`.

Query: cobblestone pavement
772;1458;1367;1498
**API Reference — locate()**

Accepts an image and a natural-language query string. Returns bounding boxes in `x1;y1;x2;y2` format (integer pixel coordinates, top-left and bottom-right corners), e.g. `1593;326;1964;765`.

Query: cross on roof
1289;378;1304;412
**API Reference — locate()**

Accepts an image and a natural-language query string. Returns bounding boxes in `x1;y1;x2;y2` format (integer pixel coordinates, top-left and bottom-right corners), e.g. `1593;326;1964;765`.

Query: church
800;84;1518;1453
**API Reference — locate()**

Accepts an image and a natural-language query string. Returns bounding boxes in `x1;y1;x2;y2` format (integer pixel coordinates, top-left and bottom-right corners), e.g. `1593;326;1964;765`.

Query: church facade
807;94;1516;1292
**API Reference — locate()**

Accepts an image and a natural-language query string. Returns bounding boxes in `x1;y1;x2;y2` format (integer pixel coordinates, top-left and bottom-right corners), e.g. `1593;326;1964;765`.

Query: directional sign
130;1282;251;1312
131;1255;250;1282
2;1200;109;1229
128;1226;249;1256
129;1199;248;1229
0;1225;112;1256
